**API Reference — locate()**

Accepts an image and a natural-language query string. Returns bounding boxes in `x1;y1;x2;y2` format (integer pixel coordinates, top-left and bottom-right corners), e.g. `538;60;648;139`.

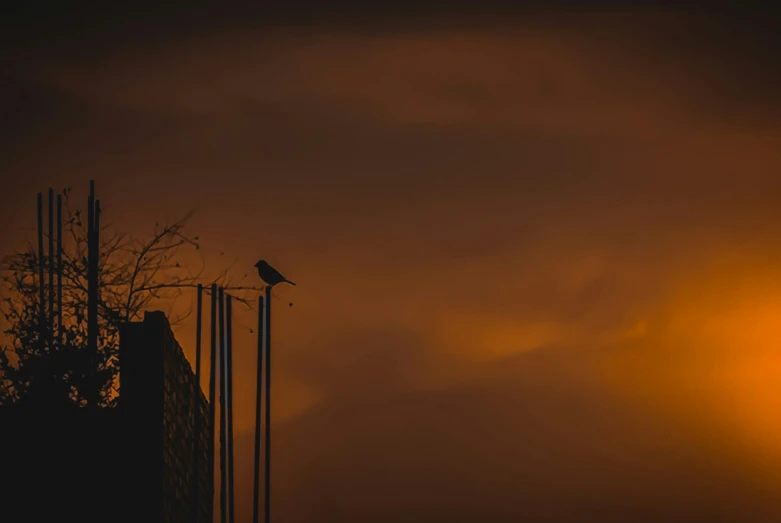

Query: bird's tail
284;279;296;286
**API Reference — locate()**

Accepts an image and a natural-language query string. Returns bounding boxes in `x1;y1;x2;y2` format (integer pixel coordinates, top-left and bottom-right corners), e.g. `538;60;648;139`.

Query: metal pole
36;192;45;345
264;285;272;523
252;295;264;523
208;284;218;521
218;287;227;523
192;284;203;523
93;198;101;401
34;192;46;402
87;181;98;406
87;183;93;359
57;194;63;347
48;188;54;350
226;295;236;523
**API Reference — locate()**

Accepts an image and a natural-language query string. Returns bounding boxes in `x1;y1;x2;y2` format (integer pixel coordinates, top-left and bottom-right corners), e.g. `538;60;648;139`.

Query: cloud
30;12;780;135
4;10;781;521
225;339;781;522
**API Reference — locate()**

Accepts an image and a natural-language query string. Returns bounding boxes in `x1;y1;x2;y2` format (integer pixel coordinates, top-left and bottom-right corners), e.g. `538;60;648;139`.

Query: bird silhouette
254;260;296;287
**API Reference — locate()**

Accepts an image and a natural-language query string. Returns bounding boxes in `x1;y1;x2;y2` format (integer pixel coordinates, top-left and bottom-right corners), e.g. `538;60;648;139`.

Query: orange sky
3;6;781;522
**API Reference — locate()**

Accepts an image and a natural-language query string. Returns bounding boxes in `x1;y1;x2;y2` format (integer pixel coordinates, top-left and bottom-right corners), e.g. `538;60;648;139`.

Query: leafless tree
0;190;263;407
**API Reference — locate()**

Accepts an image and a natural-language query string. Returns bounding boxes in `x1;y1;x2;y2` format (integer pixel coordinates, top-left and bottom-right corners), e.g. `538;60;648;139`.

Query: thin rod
208;283;218;520
87;181;98;405
218;287;227;523
47;188;54;350
226;295;235;523
36;192;45;343
56;194;63;347
193;284;204;523
252;296;264;523
264;286;272;523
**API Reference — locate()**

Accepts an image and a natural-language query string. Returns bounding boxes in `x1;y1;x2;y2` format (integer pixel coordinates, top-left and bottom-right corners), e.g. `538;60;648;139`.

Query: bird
254;259;296;287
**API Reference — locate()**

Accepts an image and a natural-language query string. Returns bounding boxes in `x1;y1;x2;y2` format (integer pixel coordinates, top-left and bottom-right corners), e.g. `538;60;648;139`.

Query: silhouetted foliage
0;190;260;407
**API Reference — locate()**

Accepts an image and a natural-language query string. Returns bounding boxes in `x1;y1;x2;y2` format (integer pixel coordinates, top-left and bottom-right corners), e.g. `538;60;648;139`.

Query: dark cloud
2;3;780;67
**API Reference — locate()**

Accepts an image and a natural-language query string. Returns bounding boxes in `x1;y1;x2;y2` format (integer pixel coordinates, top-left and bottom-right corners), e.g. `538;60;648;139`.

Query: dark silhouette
2;311;215;522
1;182;268;523
208;283;219;521
219;287;228;523
36;191;44;341
56;193;63;347
264;285;273;523
254;260;296;287
226;293;237;523
192;283;204;523
47;188;54;349
120;311;213;522
1;184;209;406
86;181;100;406
253;294;265;523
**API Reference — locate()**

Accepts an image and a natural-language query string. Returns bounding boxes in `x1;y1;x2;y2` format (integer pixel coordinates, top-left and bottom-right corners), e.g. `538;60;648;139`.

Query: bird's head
254;259;267;268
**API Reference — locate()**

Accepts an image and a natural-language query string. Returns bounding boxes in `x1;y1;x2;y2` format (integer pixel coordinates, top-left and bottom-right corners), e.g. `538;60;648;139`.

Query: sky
3;3;781;522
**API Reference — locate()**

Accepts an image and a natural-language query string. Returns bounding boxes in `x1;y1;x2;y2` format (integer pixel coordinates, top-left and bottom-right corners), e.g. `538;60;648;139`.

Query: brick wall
120;310;213;523
161;313;212;523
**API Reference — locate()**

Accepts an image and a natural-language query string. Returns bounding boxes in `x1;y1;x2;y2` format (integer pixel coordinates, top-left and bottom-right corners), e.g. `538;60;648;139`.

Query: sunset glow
3;5;781;521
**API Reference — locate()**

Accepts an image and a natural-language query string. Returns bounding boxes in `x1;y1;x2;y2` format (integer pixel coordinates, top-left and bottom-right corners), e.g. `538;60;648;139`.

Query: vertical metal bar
94;199;100;279
193;284;204;523
87;181;97;405
218;287;227;523
226;295;235;523
36;192;45;345
208;284;218;521
48;188;54;350
57;194;63;347
87;184;93;326
252;295;264;523
94;198;101;338
264;286;272;523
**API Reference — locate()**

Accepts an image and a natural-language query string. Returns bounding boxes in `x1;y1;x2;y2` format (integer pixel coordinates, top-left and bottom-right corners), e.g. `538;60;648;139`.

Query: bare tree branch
0;192;250;407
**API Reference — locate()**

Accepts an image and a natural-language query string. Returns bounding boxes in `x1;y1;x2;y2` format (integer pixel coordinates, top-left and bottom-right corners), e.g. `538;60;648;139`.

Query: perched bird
254;259;296;287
